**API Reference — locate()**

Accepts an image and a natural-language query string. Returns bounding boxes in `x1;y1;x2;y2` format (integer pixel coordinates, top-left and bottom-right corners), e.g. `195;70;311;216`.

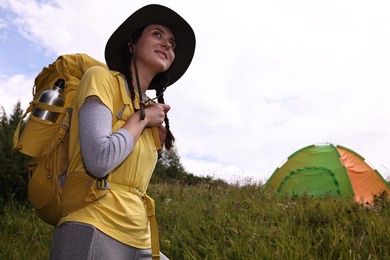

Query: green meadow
1;182;389;260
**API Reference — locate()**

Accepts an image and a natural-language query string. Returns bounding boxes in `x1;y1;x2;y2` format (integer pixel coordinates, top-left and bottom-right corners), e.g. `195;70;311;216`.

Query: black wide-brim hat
105;4;196;89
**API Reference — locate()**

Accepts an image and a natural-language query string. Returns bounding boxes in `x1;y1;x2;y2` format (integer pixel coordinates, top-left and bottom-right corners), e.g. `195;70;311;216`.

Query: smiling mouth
155;50;167;59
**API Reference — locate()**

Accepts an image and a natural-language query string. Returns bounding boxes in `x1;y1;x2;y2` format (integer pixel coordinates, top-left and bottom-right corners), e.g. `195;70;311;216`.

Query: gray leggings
50;222;169;260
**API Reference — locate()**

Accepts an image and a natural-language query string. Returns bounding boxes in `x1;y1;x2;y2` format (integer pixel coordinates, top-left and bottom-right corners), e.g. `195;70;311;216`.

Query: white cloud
0;73;33;115
1;0;390;183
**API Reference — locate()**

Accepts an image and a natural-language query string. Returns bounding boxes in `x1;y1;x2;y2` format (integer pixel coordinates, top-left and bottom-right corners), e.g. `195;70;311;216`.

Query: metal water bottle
32;79;65;122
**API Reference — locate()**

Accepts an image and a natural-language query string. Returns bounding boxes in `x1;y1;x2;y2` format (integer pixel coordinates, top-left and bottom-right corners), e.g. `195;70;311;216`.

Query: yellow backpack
13;54;162;258
13;53;107;226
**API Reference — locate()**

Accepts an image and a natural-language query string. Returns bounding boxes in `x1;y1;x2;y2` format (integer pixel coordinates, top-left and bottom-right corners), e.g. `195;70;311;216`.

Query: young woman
50;4;196;259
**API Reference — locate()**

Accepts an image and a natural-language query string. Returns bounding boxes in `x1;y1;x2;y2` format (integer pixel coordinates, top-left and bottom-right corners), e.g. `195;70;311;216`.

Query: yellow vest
59;66;159;249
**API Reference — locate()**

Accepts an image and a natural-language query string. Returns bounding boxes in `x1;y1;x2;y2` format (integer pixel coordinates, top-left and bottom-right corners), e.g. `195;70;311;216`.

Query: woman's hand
121;103;170;143
144;103;170;127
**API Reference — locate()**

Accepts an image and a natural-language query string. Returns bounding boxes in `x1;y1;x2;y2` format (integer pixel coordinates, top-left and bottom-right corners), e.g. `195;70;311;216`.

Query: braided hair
120;26;175;151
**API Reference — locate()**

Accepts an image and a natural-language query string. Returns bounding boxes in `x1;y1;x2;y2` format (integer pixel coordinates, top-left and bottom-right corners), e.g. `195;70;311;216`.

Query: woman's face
133;24;176;75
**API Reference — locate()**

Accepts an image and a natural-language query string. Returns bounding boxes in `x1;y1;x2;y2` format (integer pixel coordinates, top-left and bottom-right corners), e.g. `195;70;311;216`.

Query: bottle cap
55;79;65;89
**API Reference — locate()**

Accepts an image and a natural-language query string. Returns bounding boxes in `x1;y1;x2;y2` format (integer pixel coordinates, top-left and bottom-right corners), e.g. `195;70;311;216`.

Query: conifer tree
0;103;29;203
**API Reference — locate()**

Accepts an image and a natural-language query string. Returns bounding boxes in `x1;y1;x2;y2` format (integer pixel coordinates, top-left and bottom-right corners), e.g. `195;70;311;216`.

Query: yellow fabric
12;53;107;226
103;182;160;258
59;66;159;249
13;53;105;158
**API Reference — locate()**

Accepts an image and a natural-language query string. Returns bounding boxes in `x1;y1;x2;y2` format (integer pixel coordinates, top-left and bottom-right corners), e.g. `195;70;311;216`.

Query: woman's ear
128;41;134;54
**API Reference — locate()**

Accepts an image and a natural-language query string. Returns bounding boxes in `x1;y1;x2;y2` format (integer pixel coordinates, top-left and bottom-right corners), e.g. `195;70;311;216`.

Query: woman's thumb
161;104;171;113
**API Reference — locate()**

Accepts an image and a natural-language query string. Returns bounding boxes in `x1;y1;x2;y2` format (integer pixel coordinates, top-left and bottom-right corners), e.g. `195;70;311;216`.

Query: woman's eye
169;41;176;50
153;31;162;38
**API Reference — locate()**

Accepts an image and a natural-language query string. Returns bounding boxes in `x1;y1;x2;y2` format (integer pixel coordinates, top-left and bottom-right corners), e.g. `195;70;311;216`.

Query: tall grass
152;183;390;259
1;183;389;259
0;200;53;259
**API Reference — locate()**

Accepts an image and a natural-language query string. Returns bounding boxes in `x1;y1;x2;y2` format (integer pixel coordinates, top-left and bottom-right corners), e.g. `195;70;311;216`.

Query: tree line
0;102;216;206
0;103;30;204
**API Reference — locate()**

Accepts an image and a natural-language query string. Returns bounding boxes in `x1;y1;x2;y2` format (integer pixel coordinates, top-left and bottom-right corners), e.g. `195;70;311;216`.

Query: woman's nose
161;40;173;50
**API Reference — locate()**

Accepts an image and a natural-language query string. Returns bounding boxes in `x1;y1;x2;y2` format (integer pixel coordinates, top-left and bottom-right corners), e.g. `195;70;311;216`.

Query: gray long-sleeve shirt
78;96;134;178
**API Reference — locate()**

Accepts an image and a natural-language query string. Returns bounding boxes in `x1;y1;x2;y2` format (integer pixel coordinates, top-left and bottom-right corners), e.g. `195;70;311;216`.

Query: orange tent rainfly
264;144;390;205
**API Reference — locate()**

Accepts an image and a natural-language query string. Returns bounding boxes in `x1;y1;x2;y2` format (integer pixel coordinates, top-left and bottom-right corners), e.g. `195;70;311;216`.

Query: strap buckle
96;179;109;190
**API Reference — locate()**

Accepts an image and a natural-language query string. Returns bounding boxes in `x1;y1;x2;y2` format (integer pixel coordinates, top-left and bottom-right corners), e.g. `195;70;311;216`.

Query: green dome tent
264;144;390;204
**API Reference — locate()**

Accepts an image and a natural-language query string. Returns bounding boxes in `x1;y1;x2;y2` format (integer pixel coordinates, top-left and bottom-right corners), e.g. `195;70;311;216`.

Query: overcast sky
1;0;390;184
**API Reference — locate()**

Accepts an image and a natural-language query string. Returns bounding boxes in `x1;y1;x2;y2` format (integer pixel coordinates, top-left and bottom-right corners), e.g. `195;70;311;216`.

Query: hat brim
105;4;196;89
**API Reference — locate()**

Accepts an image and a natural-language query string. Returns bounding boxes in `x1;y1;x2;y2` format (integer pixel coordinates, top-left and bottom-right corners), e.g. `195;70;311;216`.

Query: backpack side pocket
18;114;60;158
27;131;69;226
